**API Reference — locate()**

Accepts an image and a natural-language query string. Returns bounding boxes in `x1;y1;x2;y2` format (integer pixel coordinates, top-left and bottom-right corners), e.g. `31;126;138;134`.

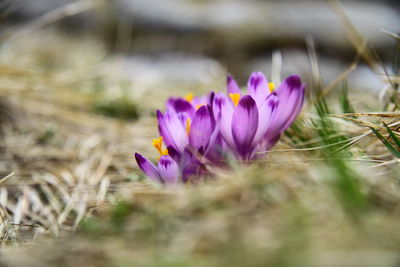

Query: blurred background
1;0;399;100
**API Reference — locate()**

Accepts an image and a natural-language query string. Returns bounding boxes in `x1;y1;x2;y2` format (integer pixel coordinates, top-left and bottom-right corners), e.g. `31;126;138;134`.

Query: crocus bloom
158;92;224;165
214;72;305;160
135;71;305;184
134;96;217;185
135;153;179;185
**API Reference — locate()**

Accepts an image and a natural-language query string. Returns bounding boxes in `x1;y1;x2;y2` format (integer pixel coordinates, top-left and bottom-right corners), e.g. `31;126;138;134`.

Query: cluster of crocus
135;72;305;185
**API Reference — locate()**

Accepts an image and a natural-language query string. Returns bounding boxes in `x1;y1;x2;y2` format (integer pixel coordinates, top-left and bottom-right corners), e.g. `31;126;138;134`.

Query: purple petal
167;145;181;162
191;95;208;108
189;105;214;150
252;133;281;158
212;92;226;119
166;98;195;117
280;75;305;129
208;91;215;107
254;92;279;143
181;146;206;183
266;75;305;138
158;155;180;184
157;110;188;153
204;120;225;164
135;153;162;183
157;110;172;145
177;112;190;127
231;95;259;159
213;93;235;149
247;72;270;107
207;104;216;128
227;75;241;94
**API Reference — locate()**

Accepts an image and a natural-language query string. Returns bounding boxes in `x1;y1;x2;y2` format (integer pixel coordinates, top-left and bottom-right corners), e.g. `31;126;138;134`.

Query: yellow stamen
195;104;204;110
152;136;163;154
157;148;169;161
186;118;191;136
229;93;241;107
268;82;275;93
185;93;194;102
153;137;169;161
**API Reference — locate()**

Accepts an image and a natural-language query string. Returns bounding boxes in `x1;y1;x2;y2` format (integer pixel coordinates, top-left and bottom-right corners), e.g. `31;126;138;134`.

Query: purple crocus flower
135;71;305;184
134;153;179;185
135;142;208;185
135;105;216;184
214;72;305;160
157;91;224;165
157;104;217;154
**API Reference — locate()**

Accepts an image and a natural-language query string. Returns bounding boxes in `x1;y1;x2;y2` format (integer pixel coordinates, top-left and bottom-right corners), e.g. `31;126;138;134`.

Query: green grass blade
383;122;400;149
339;81;355;114
370;127;400;158
313;91;368;217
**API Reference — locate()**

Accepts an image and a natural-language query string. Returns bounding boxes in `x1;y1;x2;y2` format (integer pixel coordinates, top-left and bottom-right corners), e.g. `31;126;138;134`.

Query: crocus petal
177;112;190;127
158;155;180;184
231;95;259;159
212;92;227;119
213;93;235;149
166;98;195;117
247;72;270;107
189;105;214;150
181;146;206;183
266;75;305;138
167;145;181;163
208;91;215;107
191;95;208;108
254;92;279;143
157;110;188;153
204;120;225;164
135;153;162;183
252;133;281;158
280;76;305;130
227;75;241;94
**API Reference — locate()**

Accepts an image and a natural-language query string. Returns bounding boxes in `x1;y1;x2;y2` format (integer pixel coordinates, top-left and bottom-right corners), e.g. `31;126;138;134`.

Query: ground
0;30;400;267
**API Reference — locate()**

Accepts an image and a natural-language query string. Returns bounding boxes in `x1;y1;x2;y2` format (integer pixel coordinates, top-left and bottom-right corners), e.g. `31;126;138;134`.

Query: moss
93;97;139;120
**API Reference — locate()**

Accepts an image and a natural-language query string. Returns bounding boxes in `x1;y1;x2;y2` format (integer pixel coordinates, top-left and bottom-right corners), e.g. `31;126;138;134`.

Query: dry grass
0;28;400;267
0;31;151;243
